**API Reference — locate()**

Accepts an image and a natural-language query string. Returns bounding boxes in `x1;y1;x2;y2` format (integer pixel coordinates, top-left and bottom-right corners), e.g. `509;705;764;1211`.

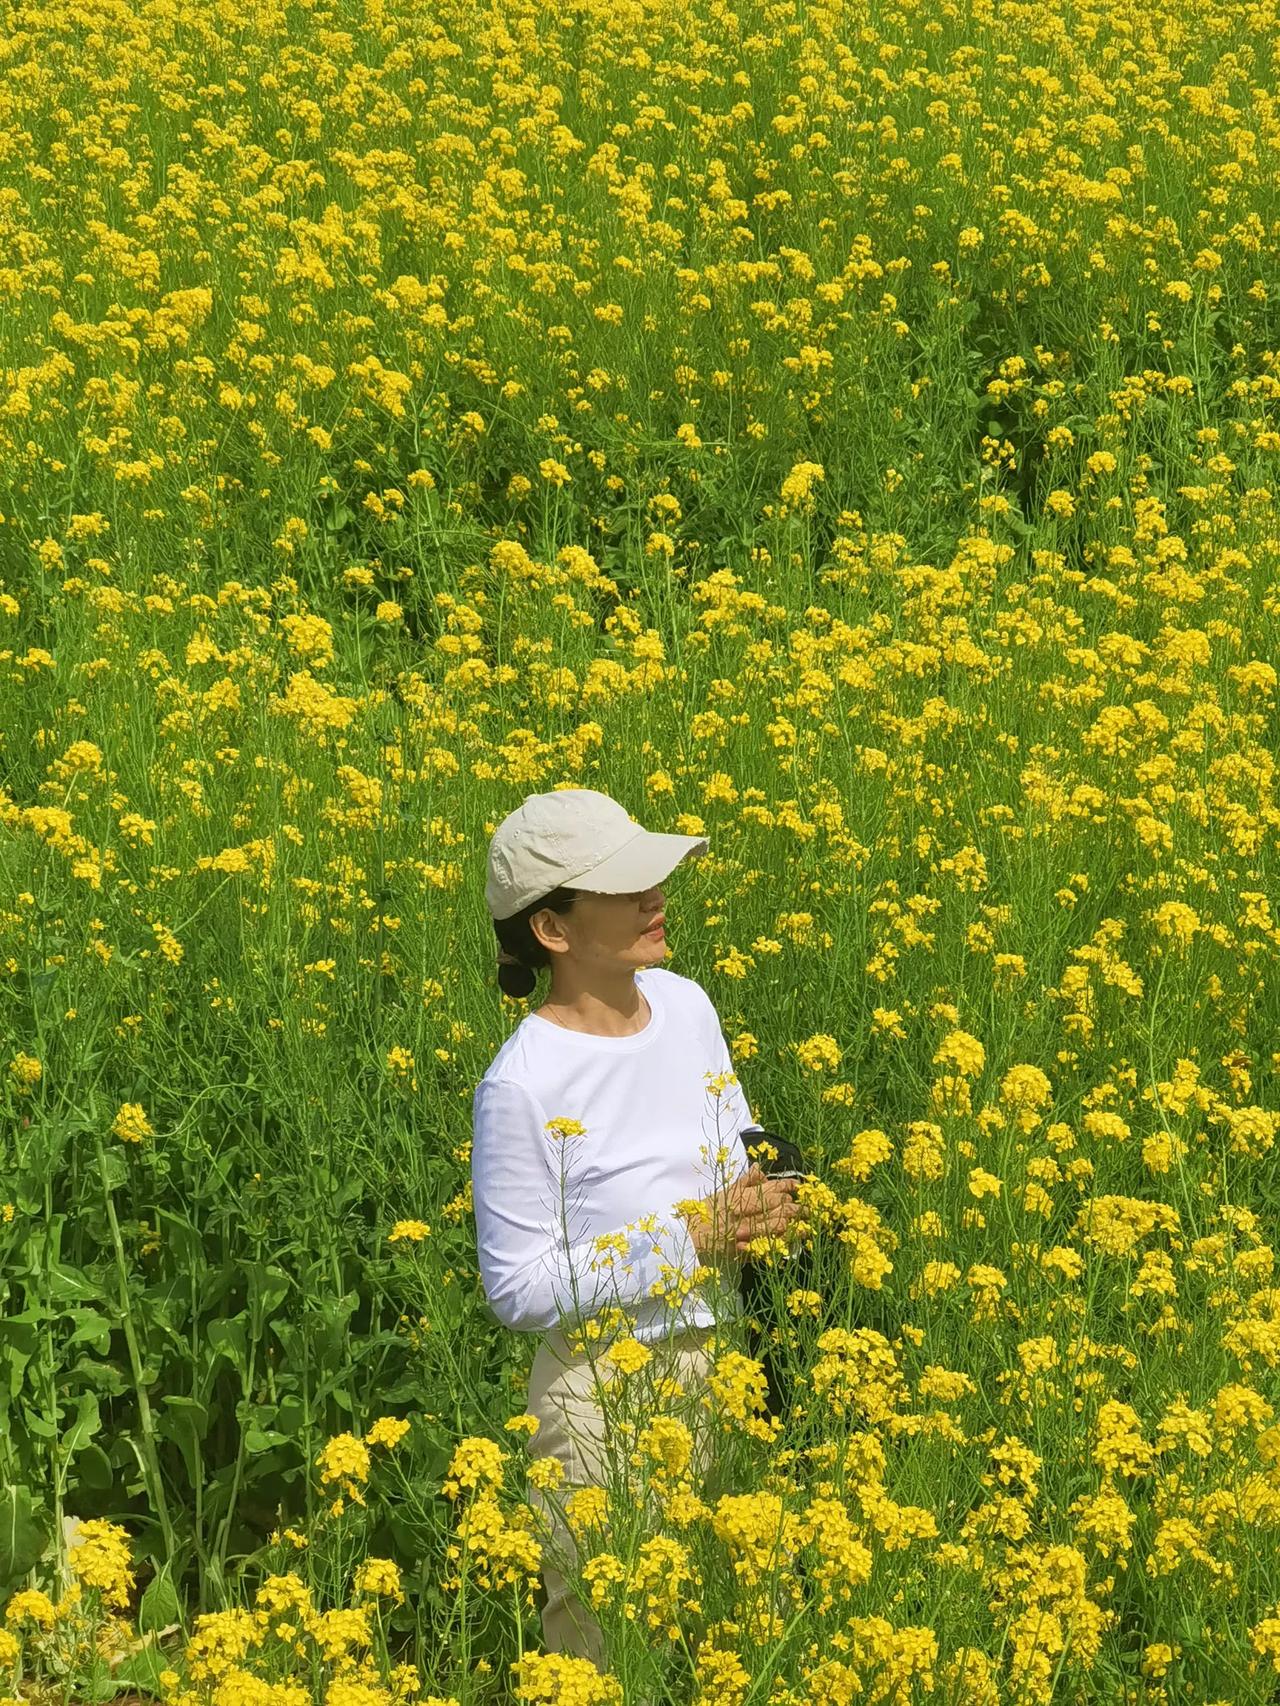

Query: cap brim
570;830;708;895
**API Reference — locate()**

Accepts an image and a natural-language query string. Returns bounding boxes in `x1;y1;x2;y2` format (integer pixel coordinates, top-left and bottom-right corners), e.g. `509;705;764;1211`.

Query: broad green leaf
76;1444;114;1492
0;1484;47;1595
139;1562;182;1634
243;1260;290;1320
208;1318;248;1372
155;1210;205;1269
244;1426;289;1453
100;1638;175;1698
46;1264;101;1303
160;1396;210;1433
62;1391;101;1454
67;1308;114;1352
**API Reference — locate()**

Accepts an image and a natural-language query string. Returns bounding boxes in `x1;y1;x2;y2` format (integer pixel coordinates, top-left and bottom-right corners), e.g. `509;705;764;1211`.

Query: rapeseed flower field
2;0;1280;1696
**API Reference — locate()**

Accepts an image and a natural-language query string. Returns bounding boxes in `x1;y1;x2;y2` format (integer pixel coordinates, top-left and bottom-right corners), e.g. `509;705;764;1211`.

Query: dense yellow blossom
4;0;1280;1694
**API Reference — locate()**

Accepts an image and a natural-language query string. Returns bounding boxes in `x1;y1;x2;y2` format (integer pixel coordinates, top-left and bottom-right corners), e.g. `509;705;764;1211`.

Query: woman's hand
681;1163;802;1266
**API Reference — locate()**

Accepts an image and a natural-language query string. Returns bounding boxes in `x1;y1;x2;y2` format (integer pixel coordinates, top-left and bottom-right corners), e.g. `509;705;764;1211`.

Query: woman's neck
538;969;649;1036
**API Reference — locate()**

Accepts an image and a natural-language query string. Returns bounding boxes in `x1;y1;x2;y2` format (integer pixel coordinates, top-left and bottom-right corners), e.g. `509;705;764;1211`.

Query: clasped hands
678;1162;803;1267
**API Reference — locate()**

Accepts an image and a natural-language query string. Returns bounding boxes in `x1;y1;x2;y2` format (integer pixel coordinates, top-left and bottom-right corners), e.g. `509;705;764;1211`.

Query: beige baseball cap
486;788;709;921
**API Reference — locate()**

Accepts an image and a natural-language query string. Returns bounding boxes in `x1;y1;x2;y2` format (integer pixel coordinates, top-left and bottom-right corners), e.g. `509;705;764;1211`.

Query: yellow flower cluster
67;1519;135;1608
111;1102;154;1144
3;0;1280;1693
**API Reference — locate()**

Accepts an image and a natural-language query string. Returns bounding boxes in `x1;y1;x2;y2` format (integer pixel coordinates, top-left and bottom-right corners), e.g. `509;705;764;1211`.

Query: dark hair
494;887;581;1001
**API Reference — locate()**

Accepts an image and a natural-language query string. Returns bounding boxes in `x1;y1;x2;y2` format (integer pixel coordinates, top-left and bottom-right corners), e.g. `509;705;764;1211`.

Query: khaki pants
524;1324;719;1669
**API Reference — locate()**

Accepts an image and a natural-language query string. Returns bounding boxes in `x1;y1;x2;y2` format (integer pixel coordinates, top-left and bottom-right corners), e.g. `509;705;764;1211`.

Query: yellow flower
366;1416;410;1450
316;1433;370;1496
1141;1642;1176;1678
527;1456;566;1491
704;1352;773;1440
933;1029;985;1077
1093;1401;1155;1477
352;1558;403;1602
999;1065;1053;1110
308;1607;372;1663
111;1102;153;1144
839;1128;892;1182
326;1683;391;1706
513;1652;621;1704
442;1437;504;1500
711;1491;801;1586
254;1571;313;1617
565;1485;609;1539
183;1608;263;1682
1225;1106;1280;1158
67;1519;135;1608
912;1261;961;1299
387;1220;431;1243
6;1052;41;1093
967;1168;1002;1200
4;1590;56;1629
780;461;825;506
503;1414;540;1438
794;1033;841;1072
605;1336;652;1376
1250;1614;1280;1672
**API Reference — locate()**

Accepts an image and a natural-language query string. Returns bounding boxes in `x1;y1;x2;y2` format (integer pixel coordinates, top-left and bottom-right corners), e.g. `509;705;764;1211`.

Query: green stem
213;1322;259;1584
94;1132;177;1565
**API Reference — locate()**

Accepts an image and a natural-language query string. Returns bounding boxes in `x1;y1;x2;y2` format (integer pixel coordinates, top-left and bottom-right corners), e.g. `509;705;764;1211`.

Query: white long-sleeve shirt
471;966;763;1341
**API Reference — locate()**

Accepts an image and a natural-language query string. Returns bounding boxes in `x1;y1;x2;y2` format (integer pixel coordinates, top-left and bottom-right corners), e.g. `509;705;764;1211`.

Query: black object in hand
737;1127;809;1419
742;1129;805;1180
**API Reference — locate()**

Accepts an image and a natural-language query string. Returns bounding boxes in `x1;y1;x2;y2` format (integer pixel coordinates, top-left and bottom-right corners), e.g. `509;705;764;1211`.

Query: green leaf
155;1210;205;1269
67;1308;114;1353
46;1264;100;1303
99;1149;128;1191
139;1562;181;1634
208;1318;248;1373
244;1427;288;1454
99;1638;175;1698
160;1396;209;1434
243;1260;290;1321
157;1400;206;1492
0;1484;48;1594
62;1391;101;1454
76;1444;115;1492
0;1314;42;1376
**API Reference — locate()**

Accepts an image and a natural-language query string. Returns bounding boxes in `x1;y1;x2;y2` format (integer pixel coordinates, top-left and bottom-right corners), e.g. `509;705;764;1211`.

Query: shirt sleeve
471;1075;703;1334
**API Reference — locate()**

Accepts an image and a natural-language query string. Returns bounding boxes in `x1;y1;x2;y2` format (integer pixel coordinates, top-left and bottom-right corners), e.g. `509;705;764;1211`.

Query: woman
472;786;800;1670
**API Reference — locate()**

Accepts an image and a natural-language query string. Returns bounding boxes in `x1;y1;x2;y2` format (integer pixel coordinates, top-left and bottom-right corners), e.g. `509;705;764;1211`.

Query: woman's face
531;884;667;971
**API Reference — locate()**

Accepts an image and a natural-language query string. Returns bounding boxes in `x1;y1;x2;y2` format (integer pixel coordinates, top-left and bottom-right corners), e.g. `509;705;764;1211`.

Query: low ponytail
496;953;537;1002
